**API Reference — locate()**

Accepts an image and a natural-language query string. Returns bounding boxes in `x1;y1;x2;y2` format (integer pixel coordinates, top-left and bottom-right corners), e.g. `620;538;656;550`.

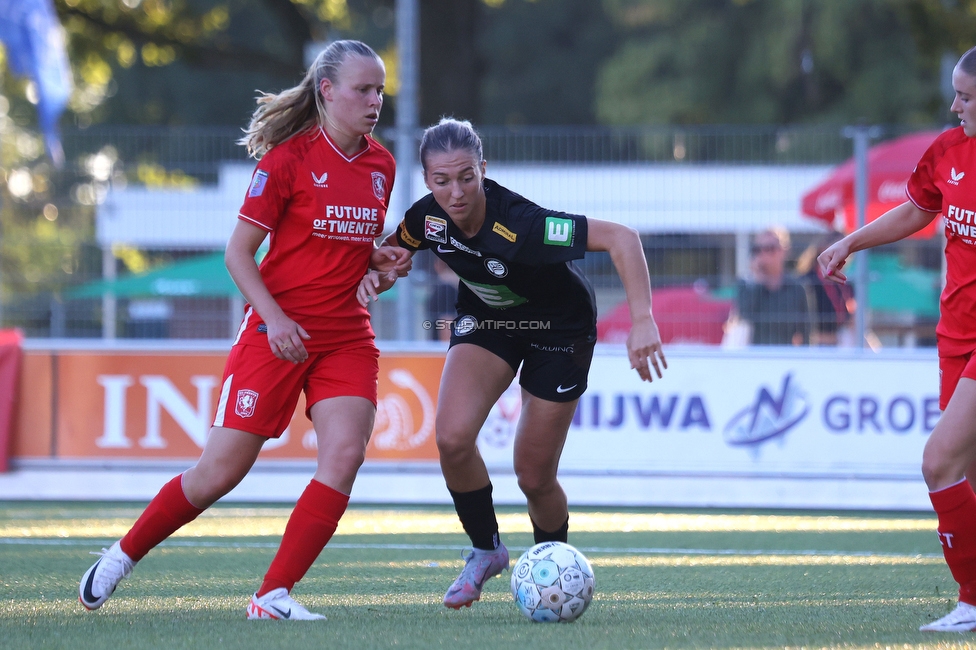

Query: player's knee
921;446;965;490
515;466;556;499
328;437;369;472
184;466;244;507
435;424;476;462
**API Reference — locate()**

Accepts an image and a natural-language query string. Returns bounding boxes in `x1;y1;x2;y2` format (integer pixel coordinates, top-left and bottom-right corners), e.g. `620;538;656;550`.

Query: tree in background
8;0;973;131
596;0;966;127
55;0;396;127
0;0;396;329
476;0;616;125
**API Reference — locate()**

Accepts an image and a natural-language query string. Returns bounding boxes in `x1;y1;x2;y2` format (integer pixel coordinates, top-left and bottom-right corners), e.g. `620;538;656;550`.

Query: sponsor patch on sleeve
398;220;421;248
543;216;574;246
424;215;448;244
492;221;517;242
248;170;269;197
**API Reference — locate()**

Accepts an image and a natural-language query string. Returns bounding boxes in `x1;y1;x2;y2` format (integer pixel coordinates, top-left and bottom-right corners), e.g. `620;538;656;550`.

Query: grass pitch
0;502;966;649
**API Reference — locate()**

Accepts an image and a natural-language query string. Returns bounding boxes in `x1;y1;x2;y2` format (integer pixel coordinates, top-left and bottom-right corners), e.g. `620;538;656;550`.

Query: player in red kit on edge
819;46;976;633
78;40;410;620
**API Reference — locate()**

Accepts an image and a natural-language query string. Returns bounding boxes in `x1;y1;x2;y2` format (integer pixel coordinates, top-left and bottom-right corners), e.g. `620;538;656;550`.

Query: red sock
120;474;205;562
930;479;976;604
257;480;349;597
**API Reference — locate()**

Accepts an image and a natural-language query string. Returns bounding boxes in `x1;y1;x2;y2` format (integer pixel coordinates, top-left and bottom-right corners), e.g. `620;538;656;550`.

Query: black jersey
395;178;596;338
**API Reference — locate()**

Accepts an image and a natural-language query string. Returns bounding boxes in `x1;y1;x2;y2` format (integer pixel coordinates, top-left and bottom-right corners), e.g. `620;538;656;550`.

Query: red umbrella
800;130;943;237
598;284;732;345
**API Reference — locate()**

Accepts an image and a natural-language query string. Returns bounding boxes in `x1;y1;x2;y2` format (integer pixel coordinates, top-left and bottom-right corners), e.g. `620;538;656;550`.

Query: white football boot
246;587;326;621
79;541;136;610
920;601;976;632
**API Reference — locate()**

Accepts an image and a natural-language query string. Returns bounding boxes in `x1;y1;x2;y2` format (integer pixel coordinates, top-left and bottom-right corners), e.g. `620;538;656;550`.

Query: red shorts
212;341;379;438
939;351;976;410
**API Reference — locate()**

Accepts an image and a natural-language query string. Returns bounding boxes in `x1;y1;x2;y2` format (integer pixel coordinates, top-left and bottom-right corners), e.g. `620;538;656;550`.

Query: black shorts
449;313;595;402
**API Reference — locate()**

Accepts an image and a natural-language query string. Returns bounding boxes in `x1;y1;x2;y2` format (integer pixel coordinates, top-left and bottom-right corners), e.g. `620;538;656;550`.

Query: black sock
531;515;569;544
449;483;500;551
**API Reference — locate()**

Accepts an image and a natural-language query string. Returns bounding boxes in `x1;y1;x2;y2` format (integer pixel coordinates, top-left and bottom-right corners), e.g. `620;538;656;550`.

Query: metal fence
0;124;945;347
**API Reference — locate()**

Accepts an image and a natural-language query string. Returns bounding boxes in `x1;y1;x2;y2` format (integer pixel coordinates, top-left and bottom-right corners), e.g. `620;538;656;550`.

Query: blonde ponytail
239;40;381;159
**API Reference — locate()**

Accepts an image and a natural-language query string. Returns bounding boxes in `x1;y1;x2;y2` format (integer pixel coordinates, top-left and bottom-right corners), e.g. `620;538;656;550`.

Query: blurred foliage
55;0;396;127
476;0;617;125
13;0;976;132
0;0;395;321
595;0;973;127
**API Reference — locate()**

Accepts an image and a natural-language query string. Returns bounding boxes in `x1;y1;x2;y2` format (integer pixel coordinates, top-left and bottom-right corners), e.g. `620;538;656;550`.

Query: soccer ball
510;541;595;622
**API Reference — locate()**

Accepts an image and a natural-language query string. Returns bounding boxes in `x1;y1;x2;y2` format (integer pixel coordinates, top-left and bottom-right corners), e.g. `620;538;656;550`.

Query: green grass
0;502;968;649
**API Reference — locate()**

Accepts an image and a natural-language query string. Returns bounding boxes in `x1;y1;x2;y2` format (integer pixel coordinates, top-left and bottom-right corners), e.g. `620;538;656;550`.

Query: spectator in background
426;257;458;342
796;230;854;346
726;226;812;346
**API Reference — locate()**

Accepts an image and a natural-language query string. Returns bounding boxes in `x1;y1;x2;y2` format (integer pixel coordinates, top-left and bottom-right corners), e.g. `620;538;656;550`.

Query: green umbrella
68;251;240;299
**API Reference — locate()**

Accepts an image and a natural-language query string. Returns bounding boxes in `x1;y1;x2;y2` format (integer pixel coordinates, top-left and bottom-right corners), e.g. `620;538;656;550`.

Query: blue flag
0;0;72;167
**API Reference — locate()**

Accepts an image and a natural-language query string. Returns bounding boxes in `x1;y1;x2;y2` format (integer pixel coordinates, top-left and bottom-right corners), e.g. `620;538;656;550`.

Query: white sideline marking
0;537;942;559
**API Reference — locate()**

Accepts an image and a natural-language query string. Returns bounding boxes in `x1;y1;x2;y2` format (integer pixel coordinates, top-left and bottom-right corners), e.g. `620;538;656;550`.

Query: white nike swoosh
555;384;577;393
436;245;455;253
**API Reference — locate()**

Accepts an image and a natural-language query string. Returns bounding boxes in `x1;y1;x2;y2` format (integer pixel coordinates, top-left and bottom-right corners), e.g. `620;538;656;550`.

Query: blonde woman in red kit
820;46;976;633
78;40;410;621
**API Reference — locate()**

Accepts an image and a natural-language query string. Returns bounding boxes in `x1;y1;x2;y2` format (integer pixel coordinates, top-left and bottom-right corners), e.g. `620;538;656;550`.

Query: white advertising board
474;348;938;510
1;344;939;510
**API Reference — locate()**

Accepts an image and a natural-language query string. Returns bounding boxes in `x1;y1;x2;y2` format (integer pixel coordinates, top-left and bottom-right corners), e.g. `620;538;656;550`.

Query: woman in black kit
359;118;667;610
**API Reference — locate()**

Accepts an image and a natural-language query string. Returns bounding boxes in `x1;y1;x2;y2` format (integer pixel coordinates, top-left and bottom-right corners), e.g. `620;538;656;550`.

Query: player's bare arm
225;220;309;363
818;201;937;284
369;243;413;277
358;236;415;305
585;218;667;382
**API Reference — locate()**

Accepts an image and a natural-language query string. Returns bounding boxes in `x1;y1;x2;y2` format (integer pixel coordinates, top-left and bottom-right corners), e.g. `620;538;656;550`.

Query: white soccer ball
510;541;595;622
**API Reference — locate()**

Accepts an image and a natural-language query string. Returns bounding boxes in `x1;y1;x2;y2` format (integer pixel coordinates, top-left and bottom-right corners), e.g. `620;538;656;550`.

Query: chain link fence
0;125;944;347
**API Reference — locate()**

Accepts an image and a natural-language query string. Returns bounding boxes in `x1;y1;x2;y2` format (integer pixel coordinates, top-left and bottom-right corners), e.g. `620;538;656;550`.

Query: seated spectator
726;226;812;346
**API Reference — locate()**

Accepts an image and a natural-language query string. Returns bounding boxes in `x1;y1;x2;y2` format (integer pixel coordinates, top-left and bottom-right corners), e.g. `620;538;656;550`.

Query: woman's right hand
817;239;852;284
357;269;398;306
265;313;310;363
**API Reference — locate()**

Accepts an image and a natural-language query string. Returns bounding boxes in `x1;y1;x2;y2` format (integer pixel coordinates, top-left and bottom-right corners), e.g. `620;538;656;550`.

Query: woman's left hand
357;269;398;306
370;246;412;277
627;316;667;382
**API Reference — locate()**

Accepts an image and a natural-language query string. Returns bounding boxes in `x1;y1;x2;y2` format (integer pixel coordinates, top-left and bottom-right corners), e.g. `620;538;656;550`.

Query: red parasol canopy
800;130;943;237
598;284;732;345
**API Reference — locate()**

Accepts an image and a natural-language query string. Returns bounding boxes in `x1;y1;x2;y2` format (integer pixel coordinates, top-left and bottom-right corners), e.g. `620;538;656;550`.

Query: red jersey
907;126;976;357
234;128;395;350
